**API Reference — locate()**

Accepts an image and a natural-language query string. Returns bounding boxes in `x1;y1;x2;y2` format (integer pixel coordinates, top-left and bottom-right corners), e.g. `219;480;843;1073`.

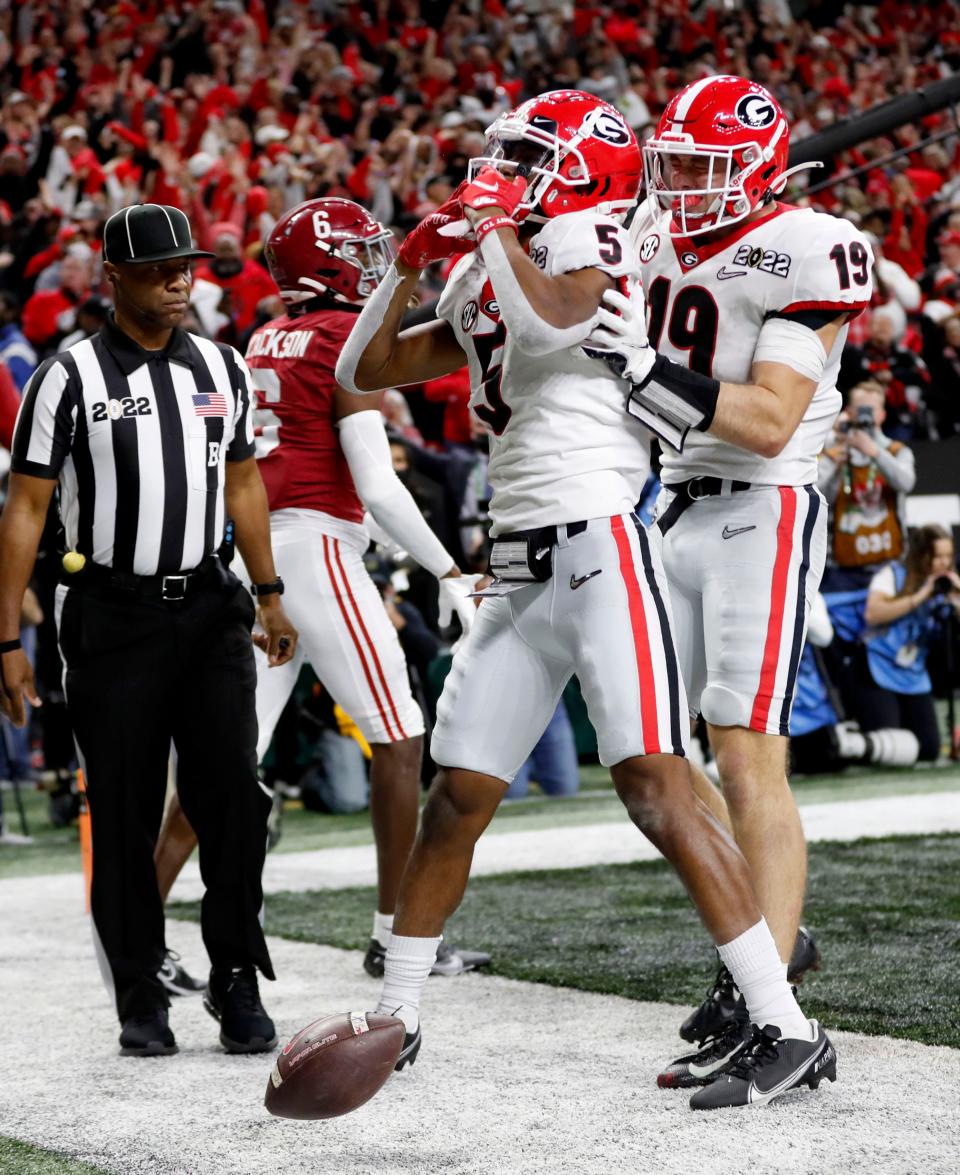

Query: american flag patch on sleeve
192;391;228;417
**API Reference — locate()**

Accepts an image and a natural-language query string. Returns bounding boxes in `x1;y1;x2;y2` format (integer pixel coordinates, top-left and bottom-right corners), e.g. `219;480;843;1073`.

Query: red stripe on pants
749;487;797;731
331;537;409;741
322;534;399;742
610;516;661;755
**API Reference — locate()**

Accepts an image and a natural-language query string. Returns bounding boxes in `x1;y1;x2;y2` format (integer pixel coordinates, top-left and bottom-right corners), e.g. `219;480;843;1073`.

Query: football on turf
264;1011;405;1120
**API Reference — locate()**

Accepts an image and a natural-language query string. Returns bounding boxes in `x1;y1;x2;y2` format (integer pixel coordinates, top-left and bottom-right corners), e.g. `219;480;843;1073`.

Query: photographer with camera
859;525;960;760
820;381;916;571
818;381;918;725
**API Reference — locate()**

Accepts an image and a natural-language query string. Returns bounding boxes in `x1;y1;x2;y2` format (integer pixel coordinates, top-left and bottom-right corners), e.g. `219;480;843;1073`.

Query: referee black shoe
204;966;278;1054
119;1009;177;1057
658;1018;750;1089
689;1022;837;1110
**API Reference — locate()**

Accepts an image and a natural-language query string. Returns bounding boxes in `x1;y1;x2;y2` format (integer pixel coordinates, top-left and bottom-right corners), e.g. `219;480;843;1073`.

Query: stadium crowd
2;0;960;838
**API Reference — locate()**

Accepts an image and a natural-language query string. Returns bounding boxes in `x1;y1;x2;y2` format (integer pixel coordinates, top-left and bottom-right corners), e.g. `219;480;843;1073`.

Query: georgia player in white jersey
585;75;870;1101
241;197;487;978
335;90;833;1110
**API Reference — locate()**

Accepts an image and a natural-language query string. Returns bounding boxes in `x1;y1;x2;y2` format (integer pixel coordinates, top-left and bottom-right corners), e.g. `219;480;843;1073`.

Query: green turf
171;833;960;1049
2;761;958;880
0;1137;110;1175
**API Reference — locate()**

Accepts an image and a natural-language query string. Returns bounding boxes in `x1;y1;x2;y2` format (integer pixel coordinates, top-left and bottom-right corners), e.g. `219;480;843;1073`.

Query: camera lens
933;575;953;595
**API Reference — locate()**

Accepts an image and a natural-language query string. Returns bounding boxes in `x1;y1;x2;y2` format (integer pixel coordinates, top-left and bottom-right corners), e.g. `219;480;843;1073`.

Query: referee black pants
56;567;274;1021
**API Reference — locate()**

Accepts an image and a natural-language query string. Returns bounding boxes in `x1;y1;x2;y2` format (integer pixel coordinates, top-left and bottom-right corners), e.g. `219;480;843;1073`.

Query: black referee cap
102;204;214;265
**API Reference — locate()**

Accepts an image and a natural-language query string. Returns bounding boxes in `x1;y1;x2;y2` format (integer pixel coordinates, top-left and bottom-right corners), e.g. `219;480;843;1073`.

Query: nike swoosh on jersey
716;267;747;280
721;524;757;539
569;569;602;590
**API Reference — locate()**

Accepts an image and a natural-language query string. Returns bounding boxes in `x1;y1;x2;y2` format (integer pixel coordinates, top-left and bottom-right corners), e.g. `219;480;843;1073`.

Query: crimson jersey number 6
472;320;512;435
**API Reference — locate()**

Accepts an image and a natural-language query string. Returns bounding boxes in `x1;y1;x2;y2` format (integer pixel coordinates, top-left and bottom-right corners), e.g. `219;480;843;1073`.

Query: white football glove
582;285;657;386
437;574;484;636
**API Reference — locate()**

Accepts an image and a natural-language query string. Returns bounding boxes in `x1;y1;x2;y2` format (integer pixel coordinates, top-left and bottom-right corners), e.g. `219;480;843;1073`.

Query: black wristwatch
250;576;284;597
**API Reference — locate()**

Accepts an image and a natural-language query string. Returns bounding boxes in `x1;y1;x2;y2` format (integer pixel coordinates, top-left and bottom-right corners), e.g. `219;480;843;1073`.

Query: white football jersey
629;203;874;486
437;210;649;534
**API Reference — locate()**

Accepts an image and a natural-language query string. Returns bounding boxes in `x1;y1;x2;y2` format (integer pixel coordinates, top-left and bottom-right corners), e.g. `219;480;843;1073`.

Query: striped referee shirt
11;316;256;575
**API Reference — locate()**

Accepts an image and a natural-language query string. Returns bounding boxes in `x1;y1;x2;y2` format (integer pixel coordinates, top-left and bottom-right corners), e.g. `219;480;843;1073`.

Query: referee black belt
658;478;752;536
68;554;221;601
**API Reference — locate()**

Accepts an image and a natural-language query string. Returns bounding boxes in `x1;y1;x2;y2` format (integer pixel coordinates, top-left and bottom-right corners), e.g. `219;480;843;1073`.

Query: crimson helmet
265;197;395;305
468;90;640;223
643;76;792;237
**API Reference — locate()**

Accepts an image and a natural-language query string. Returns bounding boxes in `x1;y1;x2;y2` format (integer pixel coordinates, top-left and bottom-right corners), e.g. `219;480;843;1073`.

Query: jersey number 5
473;320;512;435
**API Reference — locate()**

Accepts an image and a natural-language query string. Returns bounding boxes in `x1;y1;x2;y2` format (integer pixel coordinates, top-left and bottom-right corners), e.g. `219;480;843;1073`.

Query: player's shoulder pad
529;209;639;279
770;206;874;319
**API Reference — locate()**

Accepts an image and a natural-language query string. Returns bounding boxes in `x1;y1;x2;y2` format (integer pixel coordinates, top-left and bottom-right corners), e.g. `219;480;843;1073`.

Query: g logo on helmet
735;94;777;129
583;108;631;147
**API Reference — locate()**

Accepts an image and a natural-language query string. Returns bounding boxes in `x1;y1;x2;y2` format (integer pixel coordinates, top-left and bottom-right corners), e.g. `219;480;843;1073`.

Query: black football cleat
363;939;492;979
787;925;822;985
395;1025;422;1071
689;1021;837;1110
658;1018;750;1089
363;939;387;979
679;964;746;1045
158;949;205;997
119;1009;177;1057
681;926;822;1045
203;966;277;1054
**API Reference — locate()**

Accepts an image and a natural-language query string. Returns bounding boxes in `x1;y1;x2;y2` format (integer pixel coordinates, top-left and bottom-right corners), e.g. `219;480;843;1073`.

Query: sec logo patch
639;233;660;262
461;300;479;332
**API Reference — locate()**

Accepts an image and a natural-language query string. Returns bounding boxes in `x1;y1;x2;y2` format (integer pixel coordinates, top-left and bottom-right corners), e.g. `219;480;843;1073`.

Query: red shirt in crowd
192;259;279;336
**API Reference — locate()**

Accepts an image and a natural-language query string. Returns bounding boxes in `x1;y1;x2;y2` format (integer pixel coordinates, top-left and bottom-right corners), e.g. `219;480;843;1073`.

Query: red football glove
460;167;529;221
397;182;476;271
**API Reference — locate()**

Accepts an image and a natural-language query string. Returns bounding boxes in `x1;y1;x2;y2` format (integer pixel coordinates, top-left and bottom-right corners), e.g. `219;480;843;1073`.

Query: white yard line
0;880;957;1175
162;789;960;902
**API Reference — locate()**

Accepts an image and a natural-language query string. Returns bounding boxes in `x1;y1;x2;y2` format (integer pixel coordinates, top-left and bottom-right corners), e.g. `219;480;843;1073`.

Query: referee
0;204;298;1058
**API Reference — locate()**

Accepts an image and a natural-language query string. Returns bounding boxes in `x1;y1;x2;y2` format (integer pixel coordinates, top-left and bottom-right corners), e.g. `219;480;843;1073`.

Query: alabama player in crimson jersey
335;90;834;1108
585;75;868;1104
244;197;489;979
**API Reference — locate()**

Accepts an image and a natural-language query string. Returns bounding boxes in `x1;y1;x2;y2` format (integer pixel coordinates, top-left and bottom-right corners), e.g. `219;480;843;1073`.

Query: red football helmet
468;90;640;223
265;197;395;305
643;76;793;237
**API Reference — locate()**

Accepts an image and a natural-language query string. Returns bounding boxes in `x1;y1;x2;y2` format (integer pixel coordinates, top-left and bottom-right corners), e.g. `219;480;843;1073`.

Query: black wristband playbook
250;577;285;597
642;353;722;433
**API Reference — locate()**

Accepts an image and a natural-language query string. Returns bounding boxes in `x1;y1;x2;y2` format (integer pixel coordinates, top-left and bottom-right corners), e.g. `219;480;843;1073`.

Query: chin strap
768;160;824;196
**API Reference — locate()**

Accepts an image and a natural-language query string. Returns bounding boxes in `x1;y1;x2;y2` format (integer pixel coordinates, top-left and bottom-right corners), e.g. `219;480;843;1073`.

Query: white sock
375;933;441;1034
372;911;393;948
718;919;813;1041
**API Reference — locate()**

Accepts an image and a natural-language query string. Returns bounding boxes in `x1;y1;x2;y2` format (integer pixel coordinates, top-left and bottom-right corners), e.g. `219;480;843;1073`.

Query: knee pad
866;728;920;768
700;683;751;730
